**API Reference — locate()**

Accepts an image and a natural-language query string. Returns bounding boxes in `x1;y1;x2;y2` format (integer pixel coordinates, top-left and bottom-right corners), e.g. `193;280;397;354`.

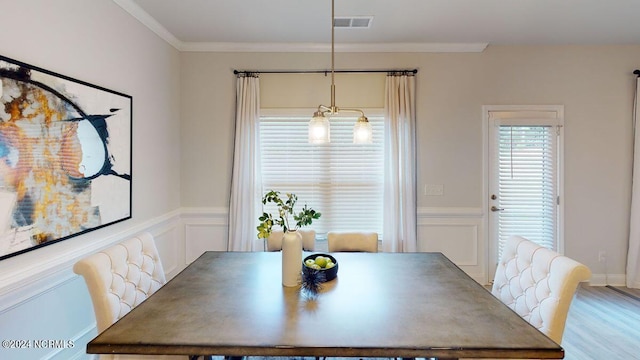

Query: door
486;106;564;281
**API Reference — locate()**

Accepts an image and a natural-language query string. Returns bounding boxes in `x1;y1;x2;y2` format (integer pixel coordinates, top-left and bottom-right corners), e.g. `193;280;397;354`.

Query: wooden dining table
87;251;564;359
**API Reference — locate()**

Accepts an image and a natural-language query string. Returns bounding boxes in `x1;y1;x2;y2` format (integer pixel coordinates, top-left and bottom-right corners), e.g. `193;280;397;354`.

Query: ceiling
116;0;640;52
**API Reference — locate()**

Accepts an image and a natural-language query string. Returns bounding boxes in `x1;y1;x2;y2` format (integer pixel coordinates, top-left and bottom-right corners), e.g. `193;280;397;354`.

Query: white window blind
259;110;384;238
497;125;558;255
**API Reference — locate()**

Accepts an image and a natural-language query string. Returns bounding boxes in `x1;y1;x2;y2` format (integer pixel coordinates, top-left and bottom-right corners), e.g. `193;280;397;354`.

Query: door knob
491;206;505;212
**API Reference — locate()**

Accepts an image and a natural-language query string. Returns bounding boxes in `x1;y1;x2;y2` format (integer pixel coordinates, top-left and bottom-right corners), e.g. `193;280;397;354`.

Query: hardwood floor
562;285;640;360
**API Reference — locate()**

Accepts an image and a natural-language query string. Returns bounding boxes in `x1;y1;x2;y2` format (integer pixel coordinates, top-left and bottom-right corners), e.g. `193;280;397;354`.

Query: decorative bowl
302;253;338;282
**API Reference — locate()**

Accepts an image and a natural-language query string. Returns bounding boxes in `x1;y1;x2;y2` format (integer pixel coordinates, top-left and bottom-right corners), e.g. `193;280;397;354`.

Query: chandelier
308;0;372;144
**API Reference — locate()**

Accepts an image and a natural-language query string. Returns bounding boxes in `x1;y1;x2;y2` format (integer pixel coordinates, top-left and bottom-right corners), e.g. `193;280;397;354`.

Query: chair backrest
491;235;591;344
267;229;316;251
73;232;167;333
327;231;378;252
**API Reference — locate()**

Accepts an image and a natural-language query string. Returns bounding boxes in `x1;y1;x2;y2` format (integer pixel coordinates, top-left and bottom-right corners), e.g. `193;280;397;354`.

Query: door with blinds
487;106;564;280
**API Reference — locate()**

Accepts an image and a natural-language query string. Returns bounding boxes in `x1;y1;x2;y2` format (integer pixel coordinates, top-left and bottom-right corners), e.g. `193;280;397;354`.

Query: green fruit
314;256;328;268
325;262;335;269
310;264;321;270
304;259;315;267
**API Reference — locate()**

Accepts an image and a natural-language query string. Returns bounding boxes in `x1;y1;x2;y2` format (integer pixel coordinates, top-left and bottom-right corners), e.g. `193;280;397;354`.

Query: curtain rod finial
634;69;640;76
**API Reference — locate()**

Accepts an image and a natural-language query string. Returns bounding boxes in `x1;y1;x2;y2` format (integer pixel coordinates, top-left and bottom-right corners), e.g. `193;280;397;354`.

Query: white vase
281;230;302;287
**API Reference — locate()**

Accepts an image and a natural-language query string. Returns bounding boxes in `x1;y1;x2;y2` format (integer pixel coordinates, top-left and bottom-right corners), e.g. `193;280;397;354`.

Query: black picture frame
0;54;132;260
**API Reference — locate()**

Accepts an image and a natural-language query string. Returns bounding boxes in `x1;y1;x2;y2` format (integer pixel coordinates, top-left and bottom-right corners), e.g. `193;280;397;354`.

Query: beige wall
260;72;386;108
181;46;640;277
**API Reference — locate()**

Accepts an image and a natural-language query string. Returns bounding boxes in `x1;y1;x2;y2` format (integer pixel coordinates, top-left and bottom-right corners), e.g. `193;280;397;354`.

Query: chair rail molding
418;206;484;218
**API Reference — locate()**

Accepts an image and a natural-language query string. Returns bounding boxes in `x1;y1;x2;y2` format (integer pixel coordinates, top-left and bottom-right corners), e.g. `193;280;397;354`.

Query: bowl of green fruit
303;253;338;282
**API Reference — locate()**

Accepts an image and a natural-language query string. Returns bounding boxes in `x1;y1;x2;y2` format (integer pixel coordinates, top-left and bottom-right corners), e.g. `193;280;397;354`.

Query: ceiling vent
333;16;373;28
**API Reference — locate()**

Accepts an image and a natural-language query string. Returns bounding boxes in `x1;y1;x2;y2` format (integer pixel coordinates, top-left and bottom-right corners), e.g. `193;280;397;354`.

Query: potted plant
257;190;321;287
256;190;321;240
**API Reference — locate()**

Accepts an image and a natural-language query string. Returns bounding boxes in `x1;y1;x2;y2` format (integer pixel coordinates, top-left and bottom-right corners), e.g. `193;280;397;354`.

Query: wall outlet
598;251;606;263
424;184;444;196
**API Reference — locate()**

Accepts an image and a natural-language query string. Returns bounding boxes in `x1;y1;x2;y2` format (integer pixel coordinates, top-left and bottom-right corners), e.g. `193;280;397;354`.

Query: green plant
257;190;321;239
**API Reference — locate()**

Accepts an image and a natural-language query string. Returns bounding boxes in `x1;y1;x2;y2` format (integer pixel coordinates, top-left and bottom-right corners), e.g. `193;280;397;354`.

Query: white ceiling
117;0;640;52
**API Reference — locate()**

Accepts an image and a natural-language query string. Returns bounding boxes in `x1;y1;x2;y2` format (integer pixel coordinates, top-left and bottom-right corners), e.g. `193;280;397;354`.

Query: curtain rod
233;69;418;75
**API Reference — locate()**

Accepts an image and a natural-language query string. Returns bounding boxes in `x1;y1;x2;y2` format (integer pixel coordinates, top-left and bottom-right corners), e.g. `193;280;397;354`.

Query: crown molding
112;0;182;50
180;42;488;53
113;0;488;53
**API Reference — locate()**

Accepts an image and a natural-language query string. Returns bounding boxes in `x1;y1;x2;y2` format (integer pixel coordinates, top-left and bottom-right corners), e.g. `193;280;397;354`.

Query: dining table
86;251;564;359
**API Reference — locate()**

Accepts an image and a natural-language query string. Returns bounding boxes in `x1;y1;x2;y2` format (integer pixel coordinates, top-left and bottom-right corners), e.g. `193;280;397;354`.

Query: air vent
333;16;373;28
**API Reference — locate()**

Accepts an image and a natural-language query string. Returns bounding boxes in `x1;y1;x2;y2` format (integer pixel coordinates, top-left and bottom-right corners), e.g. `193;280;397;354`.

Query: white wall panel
417;207;486;283
183;207;229;263
151;220;184;278
418;224;479;265
0;273;94;360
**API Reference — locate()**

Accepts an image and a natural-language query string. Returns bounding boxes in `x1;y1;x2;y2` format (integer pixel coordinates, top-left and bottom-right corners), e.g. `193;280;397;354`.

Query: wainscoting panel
151;218;184;279
0;272;95;360
182;207;229;263
417;207;486;284
418;223;478;265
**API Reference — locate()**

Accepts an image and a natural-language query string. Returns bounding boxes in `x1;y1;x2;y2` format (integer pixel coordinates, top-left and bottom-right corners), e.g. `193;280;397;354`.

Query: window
259;109;384;238
495;124;559;254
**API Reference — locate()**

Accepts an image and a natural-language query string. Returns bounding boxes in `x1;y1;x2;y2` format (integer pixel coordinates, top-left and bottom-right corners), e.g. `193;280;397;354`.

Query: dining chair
266;229;316;251
73;232;214;360
327;231;378;252
491;235;592;345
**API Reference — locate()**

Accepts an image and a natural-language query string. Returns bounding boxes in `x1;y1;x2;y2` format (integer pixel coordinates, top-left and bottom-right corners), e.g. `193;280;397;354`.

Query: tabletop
87;251;564;359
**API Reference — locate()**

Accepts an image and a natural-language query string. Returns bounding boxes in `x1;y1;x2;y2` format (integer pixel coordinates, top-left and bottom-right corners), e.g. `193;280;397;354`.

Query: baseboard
588;273;626;286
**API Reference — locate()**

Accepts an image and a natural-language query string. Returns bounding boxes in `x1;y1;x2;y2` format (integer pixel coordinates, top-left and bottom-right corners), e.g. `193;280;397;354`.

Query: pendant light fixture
309;0;372;144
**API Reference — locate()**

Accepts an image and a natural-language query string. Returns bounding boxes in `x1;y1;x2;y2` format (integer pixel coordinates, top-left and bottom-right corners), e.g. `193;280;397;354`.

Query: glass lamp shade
353;117;373;144
309;112;331;144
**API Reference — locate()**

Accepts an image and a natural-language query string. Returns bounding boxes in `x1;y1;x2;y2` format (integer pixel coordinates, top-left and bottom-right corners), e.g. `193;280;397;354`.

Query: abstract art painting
0;55;132;260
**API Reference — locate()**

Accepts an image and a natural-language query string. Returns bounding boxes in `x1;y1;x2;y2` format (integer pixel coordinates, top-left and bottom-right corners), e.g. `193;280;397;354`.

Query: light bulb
353;116;372;144
309;112;330;144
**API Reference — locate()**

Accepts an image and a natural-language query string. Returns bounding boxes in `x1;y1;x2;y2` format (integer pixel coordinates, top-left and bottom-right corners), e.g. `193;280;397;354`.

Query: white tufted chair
491;235;591;345
73;232;195;360
267;229;316;251
327;231;378;253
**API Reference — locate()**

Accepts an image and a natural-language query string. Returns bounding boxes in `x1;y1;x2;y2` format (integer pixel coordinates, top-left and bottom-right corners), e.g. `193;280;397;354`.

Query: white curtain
228;74;262;251
382;73;418;253
628;76;640;288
